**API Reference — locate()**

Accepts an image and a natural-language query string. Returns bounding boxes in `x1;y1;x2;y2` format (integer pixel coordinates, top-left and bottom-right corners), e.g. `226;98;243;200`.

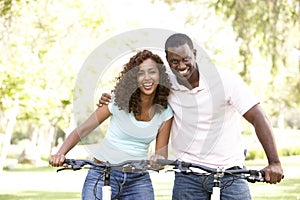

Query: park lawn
246;155;300;200
248;177;300;200
0;191;81;200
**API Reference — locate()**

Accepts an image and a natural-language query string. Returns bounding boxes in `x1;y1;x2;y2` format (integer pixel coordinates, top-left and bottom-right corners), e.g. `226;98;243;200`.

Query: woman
49;50;173;199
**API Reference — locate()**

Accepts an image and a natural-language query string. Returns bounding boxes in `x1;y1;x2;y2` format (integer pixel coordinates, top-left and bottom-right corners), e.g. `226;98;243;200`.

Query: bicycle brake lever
56;167;78;172
247;170;265;183
176;162;191;173
56;164;83;172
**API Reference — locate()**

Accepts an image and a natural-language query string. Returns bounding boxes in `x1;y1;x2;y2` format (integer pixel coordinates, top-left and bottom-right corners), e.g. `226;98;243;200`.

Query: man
99;33;283;200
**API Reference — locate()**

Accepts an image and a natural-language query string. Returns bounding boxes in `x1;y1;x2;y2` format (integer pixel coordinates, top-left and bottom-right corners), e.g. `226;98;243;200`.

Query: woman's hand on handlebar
149;154;166;170
49;153;68;167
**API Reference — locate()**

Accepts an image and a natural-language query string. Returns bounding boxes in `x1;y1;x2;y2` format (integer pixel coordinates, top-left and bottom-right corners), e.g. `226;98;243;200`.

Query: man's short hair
165;33;194;51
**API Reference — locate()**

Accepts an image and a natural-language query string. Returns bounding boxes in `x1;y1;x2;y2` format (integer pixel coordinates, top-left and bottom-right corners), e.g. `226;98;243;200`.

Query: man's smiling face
166;43;197;82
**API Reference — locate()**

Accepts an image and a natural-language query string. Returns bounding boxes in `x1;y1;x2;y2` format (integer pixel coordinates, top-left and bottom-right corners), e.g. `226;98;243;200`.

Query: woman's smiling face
137;58;160;96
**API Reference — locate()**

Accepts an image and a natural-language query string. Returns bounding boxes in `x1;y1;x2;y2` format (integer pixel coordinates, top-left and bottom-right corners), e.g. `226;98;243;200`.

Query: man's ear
165;51;169;60
193;49;197;58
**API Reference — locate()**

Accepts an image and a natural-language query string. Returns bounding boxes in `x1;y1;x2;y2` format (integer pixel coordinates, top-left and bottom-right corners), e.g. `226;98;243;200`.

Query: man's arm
243;104;284;184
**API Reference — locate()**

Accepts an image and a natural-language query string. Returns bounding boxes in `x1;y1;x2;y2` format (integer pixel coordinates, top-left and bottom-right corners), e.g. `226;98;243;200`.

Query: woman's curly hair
112;50;171;116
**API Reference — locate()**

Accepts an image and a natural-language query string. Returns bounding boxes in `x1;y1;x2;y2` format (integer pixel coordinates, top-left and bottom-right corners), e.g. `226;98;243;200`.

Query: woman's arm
49;105;110;167
155;117;173;159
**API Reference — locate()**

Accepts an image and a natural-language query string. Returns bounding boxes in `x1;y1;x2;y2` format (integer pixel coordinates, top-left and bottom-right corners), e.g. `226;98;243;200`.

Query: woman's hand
97;93;112;107
149;154;166;170
49;153;67;167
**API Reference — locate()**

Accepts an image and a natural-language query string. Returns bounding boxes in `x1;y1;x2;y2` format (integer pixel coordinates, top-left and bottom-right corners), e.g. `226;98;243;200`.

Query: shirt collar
168;69;205;93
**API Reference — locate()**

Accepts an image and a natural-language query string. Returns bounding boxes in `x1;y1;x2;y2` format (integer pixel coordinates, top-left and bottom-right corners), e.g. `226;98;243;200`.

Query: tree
212;0;300;127
0;0;108;166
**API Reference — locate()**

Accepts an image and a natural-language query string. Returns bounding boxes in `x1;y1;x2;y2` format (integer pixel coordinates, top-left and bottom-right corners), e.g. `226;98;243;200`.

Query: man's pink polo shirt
167;67;259;169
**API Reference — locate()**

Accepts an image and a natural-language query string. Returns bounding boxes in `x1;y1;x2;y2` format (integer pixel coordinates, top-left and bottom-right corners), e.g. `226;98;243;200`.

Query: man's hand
262;162;284;184
97;93;112;107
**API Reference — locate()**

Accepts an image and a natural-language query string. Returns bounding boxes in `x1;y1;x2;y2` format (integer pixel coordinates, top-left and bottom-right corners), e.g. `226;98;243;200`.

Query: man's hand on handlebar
97;93;112;107
262;162;284;184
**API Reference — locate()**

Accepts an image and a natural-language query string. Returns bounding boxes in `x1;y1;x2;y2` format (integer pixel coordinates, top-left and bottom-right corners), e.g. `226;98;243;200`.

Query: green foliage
212;0;300;125
246;147;300;160
10;131;27;144
245;149;265;160
279;147;300;157
213;1;300;70
0;0;109;139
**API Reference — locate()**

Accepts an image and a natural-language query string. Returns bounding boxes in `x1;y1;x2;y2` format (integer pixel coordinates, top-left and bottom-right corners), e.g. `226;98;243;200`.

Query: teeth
143;83;153;87
179;68;189;75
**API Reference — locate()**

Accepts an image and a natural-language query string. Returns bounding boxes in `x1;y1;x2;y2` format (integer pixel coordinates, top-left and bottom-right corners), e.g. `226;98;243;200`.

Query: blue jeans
82;168;154;200
172;172;251;200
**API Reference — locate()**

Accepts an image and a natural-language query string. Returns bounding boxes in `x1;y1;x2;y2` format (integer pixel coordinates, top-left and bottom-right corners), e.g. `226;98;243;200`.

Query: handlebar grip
64;159;73;164
259;170;284;180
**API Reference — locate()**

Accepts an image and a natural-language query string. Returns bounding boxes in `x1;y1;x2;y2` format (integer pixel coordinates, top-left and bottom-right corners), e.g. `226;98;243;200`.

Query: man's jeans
172;172;252;200
82;168;154;200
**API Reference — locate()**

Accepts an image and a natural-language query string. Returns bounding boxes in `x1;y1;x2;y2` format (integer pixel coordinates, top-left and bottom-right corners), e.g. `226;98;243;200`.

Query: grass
0;191;81;200
249;178;300;200
246;155;300;200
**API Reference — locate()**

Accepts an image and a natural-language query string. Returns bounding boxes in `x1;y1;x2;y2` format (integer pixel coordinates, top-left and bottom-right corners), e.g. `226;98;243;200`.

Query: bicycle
57;159;155;200
155;159;269;200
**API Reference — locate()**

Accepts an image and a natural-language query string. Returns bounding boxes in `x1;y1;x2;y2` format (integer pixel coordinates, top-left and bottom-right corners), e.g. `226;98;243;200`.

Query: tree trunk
0;97;19;173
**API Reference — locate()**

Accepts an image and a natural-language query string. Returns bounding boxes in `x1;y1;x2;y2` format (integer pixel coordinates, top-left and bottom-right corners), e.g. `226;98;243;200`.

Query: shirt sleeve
230;72;259;115
161;104;174;121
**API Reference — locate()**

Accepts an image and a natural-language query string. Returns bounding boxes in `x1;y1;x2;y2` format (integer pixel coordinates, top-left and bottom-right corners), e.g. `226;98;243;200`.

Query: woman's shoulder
157;103;173;119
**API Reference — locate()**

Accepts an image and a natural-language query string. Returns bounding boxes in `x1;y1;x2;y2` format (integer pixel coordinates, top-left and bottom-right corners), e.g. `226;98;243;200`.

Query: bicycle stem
102;167;112;200
103;167;110;186
211;168;224;200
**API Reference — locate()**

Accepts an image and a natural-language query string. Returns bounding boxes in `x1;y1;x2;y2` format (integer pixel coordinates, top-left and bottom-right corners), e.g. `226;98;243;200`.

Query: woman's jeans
172;172;252;200
82;168;154;200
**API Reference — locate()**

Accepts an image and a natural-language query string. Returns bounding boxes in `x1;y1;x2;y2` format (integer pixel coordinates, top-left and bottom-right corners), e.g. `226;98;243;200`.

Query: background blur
0;0;299;199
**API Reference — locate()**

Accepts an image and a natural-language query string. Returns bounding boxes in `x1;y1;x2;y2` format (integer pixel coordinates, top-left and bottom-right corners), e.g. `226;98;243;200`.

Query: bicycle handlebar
156;159;265;183
57;159;154;173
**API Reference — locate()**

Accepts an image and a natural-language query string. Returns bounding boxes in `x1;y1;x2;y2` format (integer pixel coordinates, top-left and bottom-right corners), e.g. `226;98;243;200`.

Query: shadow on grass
0;191;81;200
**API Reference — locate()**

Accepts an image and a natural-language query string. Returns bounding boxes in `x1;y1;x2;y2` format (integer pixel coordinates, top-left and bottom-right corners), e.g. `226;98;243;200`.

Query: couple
50;33;283;200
